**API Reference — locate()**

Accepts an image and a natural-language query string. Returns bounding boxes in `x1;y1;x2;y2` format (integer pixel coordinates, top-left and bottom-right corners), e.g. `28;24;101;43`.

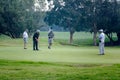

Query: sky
34;0;120;12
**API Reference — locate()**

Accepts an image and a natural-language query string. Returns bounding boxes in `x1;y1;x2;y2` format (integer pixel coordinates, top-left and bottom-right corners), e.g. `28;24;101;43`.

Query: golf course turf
0;32;120;80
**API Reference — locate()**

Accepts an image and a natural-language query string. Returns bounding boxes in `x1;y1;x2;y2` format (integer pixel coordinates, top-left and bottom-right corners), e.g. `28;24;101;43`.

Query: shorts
23;38;28;43
48;38;52;44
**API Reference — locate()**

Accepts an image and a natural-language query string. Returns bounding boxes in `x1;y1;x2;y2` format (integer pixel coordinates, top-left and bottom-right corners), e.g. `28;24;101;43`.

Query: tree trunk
117;32;120;45
106;33;114;45
69;27;75;44
70;31;74;44
93;23;97;46
106;33;114;42
93;31;97;46
6;32;16;38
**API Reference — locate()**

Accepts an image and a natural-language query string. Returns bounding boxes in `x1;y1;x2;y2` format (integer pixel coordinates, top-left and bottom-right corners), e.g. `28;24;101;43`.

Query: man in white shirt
99;29;105;55
23;29;28;49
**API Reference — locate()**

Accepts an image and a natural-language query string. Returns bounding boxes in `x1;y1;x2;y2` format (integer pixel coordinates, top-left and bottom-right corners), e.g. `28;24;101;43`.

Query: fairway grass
0;32;120;80
0;60;120;80
0;45;120;64
0;43;120;80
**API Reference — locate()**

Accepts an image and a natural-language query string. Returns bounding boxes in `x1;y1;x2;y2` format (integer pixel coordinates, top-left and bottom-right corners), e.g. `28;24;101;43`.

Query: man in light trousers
48;27;54;49
99;29;105;55
23;29;28;49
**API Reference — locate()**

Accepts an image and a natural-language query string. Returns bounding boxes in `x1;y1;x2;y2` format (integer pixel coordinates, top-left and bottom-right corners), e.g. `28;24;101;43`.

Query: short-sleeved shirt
48;31;54;38
99;32;105;43
33;32;39;41
23;31;28;39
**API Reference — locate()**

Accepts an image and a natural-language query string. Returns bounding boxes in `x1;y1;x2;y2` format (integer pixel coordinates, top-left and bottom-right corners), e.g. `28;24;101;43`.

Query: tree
97;0;120;45
0;0;47;38
85;0;120;46
45;0;90;43
44;0;120;45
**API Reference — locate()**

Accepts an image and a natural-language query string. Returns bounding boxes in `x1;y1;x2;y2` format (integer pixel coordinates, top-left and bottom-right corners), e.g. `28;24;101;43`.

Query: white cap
99;29;103;32
36;30;40;33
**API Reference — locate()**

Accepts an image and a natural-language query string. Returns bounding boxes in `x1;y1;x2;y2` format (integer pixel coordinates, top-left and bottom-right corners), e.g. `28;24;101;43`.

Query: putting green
0;45;120;64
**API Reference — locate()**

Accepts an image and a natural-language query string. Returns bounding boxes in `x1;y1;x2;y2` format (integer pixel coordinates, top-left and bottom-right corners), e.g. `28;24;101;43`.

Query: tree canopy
44;0;120;45
0;0;120;45
0;0;46;38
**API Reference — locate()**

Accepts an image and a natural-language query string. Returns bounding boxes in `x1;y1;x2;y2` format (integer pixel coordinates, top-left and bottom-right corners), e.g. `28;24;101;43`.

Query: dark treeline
0;0;120;45
0;0;46;38
45;0;120;45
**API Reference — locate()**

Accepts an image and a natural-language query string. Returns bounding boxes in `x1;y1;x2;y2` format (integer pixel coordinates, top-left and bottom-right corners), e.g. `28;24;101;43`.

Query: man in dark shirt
33;30;40;51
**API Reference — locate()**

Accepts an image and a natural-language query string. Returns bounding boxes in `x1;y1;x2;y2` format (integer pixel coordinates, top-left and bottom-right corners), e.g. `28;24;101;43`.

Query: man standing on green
99;29;105;55
48;27;54;49
33;30;40;51
23;29;28;49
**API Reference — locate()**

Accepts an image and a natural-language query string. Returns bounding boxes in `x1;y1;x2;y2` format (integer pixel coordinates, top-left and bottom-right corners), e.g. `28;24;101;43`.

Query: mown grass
54;32;94;46
0;60;120;80
0;32;120;80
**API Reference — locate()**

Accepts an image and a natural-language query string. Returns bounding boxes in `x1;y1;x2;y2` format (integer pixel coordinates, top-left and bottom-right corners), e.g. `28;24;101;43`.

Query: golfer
33;30;40;51
23;29;28;49
99;29;105;55
48;27;54;49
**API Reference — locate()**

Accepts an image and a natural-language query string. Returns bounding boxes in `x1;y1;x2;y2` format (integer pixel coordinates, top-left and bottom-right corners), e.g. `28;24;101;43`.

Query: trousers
99;42;105;54
33;40;38;50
